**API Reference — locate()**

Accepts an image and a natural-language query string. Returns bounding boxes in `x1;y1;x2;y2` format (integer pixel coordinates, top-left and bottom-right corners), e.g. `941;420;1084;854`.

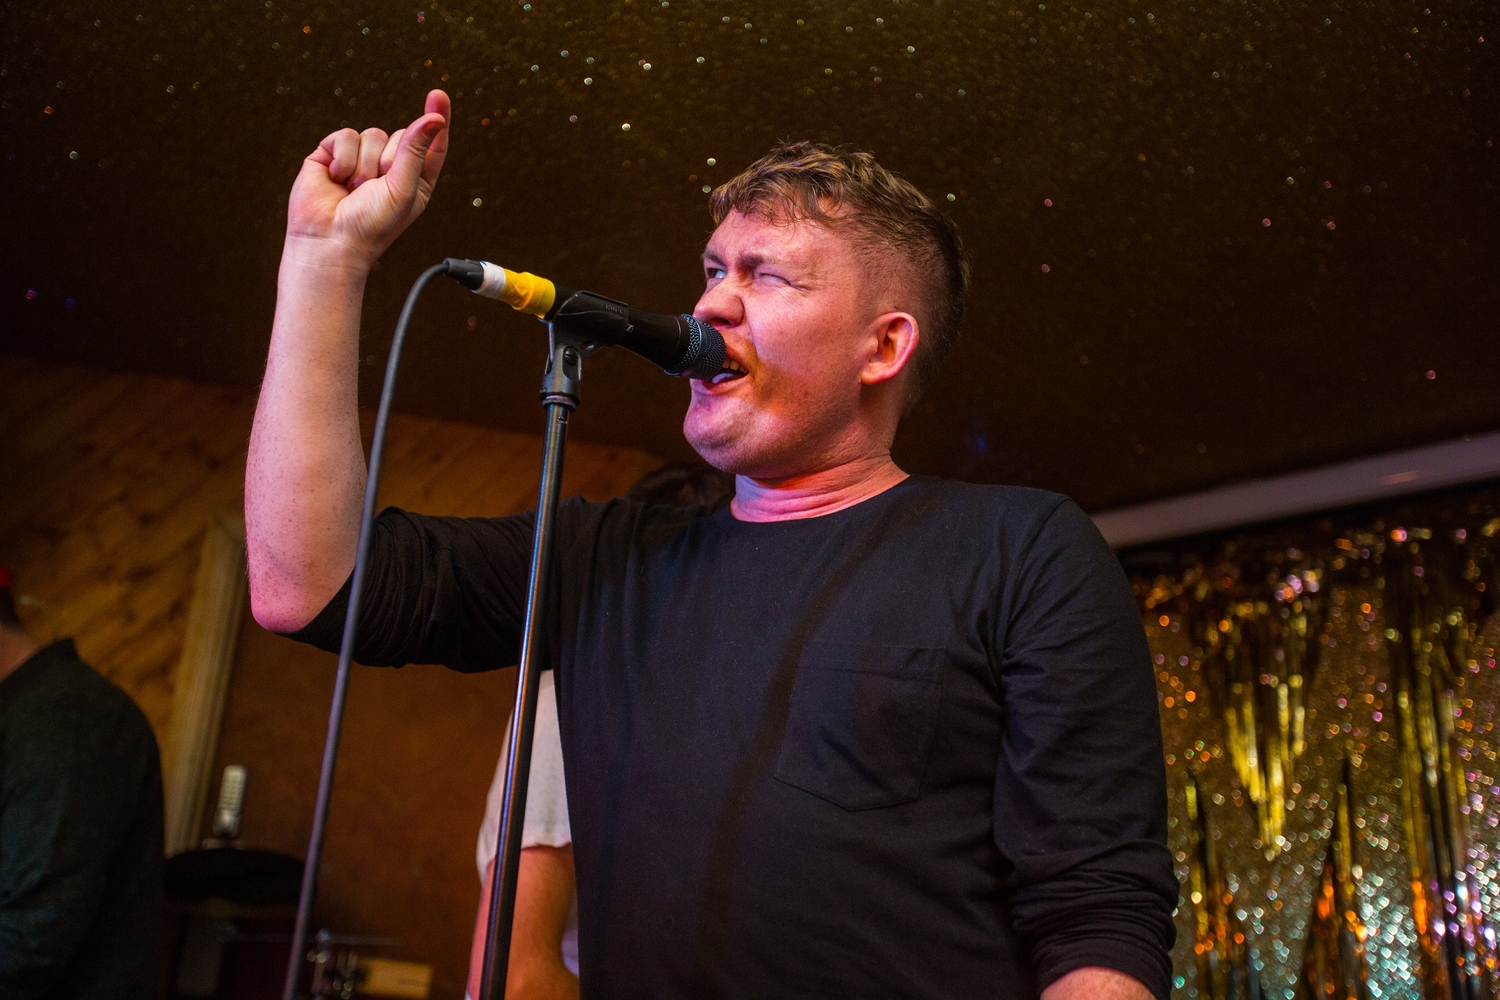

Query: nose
693;277;744;332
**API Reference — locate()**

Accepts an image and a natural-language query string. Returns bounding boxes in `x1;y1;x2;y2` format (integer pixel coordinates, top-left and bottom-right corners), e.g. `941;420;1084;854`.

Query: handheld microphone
442;258;744;382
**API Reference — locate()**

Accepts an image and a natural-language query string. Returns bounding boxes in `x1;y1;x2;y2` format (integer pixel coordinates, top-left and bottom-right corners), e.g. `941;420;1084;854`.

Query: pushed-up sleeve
993;499;1177;1000
288;506;537;673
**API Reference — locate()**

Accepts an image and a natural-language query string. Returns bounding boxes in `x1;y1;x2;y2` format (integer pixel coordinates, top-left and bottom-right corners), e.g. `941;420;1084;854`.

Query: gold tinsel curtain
1130;487;1500;999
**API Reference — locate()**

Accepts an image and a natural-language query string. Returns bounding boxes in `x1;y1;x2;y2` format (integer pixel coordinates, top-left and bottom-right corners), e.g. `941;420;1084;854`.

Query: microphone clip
539;307;604;409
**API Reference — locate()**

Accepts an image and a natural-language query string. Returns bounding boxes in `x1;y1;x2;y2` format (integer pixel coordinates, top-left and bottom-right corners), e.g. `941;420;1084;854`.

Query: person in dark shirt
247;90;1177;999
0;566;164;998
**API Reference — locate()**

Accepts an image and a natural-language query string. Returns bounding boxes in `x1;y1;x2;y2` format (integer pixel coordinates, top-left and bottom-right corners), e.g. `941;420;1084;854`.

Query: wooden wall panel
163;517;248;856
0;361;254;729
0;353;662;997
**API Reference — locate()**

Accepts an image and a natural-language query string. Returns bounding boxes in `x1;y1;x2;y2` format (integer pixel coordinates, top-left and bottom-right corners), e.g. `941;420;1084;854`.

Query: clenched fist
284;89;451;271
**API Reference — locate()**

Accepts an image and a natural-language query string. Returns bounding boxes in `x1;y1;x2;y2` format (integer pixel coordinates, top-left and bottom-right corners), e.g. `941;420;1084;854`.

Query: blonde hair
711;141;970;406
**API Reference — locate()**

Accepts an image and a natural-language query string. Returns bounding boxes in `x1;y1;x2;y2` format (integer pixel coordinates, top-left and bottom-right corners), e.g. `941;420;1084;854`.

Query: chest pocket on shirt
773;642;947;811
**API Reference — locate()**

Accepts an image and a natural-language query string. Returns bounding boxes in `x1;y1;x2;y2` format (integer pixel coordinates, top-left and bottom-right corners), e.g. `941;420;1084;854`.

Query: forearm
508;847;579;1000
1042;966;1154;1000
245;243;369;632
245;92;450;633
467;851;579;1000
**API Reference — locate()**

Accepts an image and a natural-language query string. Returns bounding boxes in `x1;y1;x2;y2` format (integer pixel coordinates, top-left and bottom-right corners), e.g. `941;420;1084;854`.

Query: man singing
246;91;1177;1000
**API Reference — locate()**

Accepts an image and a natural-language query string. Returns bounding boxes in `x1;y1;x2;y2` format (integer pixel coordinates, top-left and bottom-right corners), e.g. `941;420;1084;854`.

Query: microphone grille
672;315;727;379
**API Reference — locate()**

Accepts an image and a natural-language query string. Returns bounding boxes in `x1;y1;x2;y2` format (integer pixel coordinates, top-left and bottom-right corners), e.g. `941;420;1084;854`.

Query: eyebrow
700;249;776;272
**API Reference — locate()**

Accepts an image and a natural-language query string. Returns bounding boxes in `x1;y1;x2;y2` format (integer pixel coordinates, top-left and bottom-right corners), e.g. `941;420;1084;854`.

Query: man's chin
685;425;803;481
683;409;755;474
683;421;734;470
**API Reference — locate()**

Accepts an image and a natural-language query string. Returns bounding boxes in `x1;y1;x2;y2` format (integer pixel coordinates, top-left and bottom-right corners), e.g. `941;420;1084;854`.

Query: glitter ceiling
1;1;1497;508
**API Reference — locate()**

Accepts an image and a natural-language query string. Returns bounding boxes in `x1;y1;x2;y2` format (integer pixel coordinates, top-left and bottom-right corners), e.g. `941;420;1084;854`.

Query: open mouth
709;361;745;385
706;350;747;385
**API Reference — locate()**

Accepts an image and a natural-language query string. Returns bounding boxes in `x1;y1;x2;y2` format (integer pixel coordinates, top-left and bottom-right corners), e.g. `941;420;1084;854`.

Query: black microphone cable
283;261;447;1000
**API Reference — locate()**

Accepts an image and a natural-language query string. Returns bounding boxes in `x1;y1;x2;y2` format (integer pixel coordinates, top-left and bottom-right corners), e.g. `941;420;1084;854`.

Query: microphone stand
478;320;594;1000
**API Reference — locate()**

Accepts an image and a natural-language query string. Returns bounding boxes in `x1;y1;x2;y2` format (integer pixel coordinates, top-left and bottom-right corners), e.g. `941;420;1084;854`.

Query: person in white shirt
468;672;577;999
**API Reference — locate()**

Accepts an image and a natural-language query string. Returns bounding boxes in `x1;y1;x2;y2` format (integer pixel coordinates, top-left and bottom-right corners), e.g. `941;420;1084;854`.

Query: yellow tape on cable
501;268;556;316
477;262;557;317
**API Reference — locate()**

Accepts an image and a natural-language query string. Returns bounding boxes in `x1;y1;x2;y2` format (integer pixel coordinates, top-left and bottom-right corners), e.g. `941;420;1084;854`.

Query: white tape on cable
477;261;509;300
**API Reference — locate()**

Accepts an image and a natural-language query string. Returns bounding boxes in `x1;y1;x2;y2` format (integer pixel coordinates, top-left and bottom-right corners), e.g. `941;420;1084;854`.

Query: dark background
2;0;1497;510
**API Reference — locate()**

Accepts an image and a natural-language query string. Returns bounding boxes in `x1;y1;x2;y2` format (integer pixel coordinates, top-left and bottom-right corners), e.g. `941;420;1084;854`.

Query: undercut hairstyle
711;141;971;408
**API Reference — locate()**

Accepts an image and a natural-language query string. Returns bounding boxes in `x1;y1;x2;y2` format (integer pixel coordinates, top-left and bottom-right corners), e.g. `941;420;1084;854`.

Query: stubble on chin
683;401;742;472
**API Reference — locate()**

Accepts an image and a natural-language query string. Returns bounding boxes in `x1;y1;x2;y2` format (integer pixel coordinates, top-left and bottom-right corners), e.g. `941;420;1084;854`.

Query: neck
731;453;909;522
0;629;41;686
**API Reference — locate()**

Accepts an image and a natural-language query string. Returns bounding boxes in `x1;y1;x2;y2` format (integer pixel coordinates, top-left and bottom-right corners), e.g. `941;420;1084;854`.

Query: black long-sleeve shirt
0;640;164;999
293;476;1176;999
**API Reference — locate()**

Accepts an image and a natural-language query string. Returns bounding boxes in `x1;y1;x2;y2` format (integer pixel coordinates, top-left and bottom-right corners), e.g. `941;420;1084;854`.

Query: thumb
384;113;445;205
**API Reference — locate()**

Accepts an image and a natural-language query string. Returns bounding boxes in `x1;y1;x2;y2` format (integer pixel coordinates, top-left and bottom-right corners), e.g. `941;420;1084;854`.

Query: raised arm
246;91;450;633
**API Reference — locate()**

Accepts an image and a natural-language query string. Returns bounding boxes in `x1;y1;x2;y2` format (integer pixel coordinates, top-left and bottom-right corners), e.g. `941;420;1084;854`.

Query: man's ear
859;311;921;386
